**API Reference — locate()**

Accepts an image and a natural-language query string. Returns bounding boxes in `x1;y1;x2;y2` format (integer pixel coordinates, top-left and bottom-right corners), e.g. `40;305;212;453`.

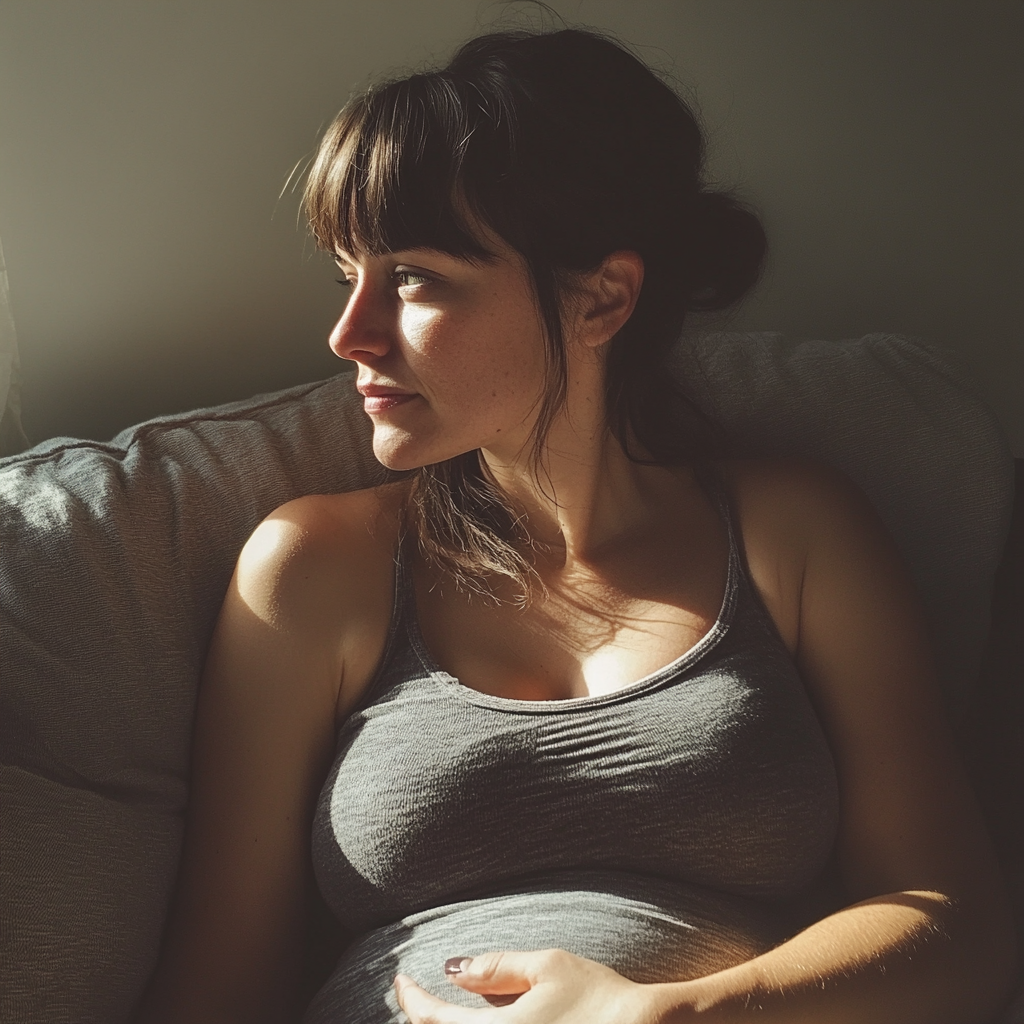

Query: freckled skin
331;242;548;471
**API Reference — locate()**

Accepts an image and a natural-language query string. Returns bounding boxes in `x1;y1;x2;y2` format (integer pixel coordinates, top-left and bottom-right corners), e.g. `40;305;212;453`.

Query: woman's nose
328;281;394;363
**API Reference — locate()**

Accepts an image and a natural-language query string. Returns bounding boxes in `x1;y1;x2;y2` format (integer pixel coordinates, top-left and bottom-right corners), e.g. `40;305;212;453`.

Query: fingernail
444;957;471;975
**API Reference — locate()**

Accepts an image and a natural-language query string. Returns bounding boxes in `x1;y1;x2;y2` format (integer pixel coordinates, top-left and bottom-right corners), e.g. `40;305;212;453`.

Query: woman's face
329;238;550;471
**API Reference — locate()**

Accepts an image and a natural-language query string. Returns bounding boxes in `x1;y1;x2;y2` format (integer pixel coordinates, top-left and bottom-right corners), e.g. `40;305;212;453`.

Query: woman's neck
479;379;686;569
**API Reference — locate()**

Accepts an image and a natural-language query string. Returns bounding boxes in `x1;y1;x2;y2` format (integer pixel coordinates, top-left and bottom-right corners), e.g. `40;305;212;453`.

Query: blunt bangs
304;74;501;262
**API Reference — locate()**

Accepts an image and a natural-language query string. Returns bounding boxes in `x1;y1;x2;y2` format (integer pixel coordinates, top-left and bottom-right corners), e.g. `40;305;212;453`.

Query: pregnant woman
136;27;1016;1024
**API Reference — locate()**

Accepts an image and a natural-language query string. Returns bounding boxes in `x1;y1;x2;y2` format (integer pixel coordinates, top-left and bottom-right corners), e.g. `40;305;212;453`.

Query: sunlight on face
327;242;549;472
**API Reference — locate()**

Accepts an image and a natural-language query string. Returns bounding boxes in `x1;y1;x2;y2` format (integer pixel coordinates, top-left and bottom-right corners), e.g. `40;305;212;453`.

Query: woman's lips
360;392;418;414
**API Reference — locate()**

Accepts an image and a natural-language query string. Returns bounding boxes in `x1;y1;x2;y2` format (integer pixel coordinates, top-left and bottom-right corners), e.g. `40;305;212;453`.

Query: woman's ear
576;250;645;349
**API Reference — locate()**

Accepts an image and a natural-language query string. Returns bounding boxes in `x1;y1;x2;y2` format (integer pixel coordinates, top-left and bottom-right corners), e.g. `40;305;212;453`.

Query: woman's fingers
394;974;497;1023
397;950;655;1024
394;952;540;1023
443;951;539;995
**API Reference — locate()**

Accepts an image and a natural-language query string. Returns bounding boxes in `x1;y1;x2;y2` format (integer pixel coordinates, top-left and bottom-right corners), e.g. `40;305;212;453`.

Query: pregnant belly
304;870;786;1024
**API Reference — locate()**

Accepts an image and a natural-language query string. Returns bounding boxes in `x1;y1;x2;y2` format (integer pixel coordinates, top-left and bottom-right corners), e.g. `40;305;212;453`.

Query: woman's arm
397;462;1017;1024
134;490;397;1024
654;460;1018;1022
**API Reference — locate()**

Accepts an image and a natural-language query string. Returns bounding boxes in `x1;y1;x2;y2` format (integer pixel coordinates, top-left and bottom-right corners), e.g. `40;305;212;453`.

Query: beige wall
1;0;1021;450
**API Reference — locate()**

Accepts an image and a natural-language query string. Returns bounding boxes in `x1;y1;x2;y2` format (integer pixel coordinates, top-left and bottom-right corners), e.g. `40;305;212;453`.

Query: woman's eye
395;270;431;288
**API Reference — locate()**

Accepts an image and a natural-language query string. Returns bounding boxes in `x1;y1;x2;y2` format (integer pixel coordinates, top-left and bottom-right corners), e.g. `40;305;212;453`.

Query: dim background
0;0;1021;451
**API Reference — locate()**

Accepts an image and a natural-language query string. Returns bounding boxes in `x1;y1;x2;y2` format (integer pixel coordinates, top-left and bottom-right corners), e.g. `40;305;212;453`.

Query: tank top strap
698;464;795;655
341;540;415;720
693;463;742;570
393;534;416;616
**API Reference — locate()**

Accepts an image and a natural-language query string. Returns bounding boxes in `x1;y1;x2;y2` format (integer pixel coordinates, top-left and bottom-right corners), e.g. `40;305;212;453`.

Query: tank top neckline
390;483;743;715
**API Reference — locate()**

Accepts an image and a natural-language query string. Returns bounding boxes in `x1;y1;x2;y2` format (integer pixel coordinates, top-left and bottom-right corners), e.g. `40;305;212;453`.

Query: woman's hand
394;949;666;1024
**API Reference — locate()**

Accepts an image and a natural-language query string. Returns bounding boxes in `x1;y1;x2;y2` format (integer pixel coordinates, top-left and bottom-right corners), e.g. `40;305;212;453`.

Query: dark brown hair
305;29;766;603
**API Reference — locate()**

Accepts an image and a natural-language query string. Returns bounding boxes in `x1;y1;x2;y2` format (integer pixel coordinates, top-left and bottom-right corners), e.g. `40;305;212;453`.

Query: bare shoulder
237;482;405;612
713;457;890;654
718;459;946;813
235;480;408;717
716;457;897;567
717;456;881;530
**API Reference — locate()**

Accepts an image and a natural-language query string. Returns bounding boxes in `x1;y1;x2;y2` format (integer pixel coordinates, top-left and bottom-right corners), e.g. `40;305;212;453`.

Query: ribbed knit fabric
306;492;840;1023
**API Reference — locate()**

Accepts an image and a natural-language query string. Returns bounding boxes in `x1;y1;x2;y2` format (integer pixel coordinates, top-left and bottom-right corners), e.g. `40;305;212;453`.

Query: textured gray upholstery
1;373;385;1023
0;334;1014;1023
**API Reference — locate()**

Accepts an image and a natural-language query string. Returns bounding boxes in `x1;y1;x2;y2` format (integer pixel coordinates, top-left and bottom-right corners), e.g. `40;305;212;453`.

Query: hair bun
681;191;767;311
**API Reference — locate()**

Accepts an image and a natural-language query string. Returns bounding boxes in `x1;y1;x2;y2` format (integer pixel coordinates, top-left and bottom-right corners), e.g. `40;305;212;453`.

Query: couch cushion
0;372;383;1022
0;334;1014;1022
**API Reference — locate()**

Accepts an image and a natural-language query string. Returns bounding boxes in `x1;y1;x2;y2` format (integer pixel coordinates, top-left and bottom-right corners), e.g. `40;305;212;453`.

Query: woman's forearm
648;890;1017;1024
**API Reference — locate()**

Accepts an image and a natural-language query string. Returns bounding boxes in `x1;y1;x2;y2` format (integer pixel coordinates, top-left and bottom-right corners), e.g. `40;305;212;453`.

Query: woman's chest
411;534;732;702
312;623;840;933
418;596;718;702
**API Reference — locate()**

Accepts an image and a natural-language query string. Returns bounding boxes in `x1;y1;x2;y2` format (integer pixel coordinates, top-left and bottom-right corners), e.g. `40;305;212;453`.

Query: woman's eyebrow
332;248;470;272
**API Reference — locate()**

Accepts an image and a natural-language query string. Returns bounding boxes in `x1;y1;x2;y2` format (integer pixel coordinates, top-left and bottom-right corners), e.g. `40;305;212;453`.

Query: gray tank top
306;489;840;1022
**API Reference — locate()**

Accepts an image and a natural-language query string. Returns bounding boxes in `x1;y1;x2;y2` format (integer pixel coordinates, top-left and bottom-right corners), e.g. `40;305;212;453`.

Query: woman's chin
371;434;441;473
371;431;476;474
